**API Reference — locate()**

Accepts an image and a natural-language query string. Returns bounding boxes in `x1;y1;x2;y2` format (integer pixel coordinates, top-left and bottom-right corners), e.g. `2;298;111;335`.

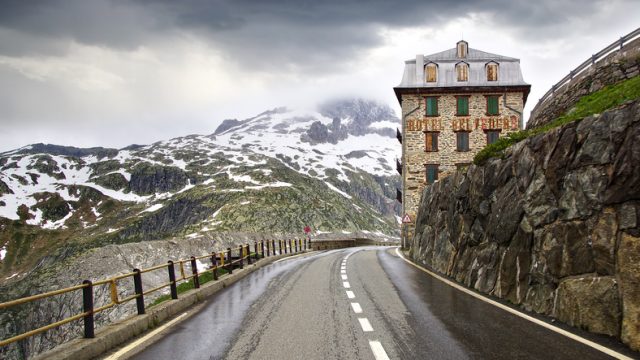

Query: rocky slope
0;98;401;359
410;99;640;350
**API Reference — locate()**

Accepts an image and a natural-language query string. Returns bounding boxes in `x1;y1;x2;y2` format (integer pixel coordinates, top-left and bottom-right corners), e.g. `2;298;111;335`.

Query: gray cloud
0;0;638;152
0;0;612;70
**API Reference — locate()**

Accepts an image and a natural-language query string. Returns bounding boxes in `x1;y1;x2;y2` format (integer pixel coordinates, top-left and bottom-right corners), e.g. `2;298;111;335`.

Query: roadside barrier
0;238;309;349
531;26;640;117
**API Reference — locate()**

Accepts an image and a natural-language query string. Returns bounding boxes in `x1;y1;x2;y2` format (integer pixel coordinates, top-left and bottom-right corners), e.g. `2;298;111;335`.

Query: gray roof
396;45;529;89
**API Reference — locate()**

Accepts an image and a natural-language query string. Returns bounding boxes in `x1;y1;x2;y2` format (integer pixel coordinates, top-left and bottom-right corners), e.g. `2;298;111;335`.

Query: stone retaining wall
411;100;640;350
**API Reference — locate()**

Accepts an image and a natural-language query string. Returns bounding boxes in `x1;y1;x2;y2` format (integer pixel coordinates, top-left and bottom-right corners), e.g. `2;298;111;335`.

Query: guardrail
310;237;398;250
0;238;308;349
530;26;640;117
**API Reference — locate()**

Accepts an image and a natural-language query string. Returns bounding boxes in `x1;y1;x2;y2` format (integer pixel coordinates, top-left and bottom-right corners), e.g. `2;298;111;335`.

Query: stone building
394;40;530;236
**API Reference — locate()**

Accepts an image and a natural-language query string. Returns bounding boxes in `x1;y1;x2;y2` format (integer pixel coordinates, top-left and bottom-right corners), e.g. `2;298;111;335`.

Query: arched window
425;63;437;82
486;62;498;81
456;62;469;82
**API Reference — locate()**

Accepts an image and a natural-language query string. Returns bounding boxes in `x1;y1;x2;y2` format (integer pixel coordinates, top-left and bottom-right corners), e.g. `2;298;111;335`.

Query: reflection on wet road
132;247;634;360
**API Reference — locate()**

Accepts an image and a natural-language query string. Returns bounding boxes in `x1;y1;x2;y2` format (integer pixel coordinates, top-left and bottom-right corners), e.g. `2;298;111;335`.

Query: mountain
0;98;401;283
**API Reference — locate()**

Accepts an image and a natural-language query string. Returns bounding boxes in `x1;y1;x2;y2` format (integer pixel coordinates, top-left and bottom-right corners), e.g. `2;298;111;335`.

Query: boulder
618;232;640;351
555;276;620;337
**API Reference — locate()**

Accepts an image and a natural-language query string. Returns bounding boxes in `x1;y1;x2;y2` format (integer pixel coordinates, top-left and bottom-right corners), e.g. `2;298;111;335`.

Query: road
126;247;634;360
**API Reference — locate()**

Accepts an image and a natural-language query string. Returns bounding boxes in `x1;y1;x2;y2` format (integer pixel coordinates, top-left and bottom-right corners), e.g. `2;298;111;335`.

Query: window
486;95;499;115
426;164;439;184
456;96;469;116
457;40;468;58
486;62;498;81
425;131;439;152
425;63;437;82
486;130;500;145
456;62;469;81
456;131;470;152
426;97;439;116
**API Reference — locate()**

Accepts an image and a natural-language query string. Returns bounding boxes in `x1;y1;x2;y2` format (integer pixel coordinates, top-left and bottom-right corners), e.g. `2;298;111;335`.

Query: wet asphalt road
131;247;631;360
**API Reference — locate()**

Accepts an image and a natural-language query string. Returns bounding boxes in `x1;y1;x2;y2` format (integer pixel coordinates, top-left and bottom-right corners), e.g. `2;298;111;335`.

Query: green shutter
426;97;438;116
427;165;438;184
457;132;469;151
488;96;499;115
457;97;468;116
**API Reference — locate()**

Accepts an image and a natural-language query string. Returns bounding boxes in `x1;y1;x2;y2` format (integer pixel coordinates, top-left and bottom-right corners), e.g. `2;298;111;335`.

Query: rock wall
527;38;640;129
411;100;640;350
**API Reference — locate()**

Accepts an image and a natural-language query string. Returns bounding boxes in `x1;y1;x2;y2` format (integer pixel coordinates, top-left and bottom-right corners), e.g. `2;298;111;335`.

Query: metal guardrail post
246;244;252;265
190;257;200;289
133;269;145;315
168;261;178;299
210;254;218;281
227;248;233;274
82;280;95;339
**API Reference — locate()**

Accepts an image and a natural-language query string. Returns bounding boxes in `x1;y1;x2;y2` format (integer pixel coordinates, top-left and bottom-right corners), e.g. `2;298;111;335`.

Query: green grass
148;253;261;308
149;266;230;308
473;75;640;165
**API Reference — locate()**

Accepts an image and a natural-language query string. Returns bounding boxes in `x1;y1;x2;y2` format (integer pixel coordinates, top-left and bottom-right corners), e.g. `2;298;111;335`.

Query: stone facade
401;92;524;226
394;41;530;239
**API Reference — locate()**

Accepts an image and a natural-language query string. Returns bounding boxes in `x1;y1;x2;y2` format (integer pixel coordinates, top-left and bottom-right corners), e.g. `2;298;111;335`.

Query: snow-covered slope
0;99;401;279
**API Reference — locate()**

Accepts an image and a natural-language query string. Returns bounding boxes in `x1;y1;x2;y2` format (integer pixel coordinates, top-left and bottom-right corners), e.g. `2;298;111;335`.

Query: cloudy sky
0;0;638;152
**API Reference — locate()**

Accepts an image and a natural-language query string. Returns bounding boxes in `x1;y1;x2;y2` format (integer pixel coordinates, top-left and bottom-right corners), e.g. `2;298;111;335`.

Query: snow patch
0;246;6;261
324;182;352;199
26;208;44;226
368;120;399;130
142;204;164;213
5;273;19;280
245;182;292;190
42;211;74;230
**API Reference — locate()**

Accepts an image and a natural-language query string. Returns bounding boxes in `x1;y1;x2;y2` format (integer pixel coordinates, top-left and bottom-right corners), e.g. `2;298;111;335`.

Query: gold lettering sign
407;118;442;131
452;118;472;131
473;116;519;130
408;116;518;131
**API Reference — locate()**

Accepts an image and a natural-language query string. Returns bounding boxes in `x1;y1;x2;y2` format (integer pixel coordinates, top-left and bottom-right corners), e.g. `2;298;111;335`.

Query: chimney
415;54;424;85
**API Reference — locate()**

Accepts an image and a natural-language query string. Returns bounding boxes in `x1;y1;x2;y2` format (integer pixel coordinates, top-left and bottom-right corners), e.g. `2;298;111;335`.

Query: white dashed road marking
342;252;390;359
369;341;391;360
351;302;363;314
358;318;374;332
